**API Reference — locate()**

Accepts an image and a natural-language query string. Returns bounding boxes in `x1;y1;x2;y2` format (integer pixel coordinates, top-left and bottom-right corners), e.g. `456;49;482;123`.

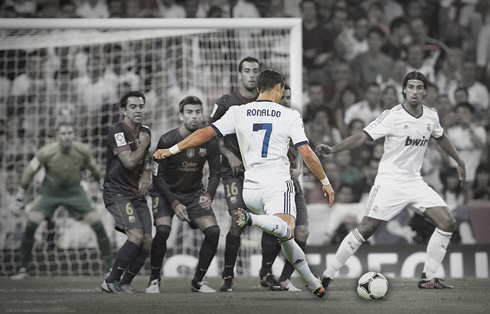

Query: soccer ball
357;272;389;300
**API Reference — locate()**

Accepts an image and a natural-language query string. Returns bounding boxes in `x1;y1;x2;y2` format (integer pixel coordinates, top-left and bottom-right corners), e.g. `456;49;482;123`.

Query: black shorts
222;173;247;211
104;194;152;235
151;190;216;229
295;192;308;227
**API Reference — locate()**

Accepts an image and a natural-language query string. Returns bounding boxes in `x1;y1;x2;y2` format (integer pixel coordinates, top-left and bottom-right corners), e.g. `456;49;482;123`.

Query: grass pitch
1;276;490;314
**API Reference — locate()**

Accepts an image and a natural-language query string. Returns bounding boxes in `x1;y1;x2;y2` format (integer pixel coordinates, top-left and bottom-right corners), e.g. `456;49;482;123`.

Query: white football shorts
242;179;296;219
365;179;447;221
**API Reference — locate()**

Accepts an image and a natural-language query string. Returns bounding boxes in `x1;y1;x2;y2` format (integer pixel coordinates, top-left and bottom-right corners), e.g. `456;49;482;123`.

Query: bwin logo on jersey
405;136;429;147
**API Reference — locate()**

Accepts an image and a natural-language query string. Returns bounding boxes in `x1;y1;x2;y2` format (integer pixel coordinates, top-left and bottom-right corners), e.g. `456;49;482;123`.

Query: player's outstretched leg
279;238;307;291
191;226;219;293
322;228;365;288
146;225;171;294
281;239;324;298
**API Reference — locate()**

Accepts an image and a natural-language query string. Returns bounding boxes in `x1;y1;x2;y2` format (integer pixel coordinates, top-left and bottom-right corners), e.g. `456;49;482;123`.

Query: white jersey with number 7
210;99;309;189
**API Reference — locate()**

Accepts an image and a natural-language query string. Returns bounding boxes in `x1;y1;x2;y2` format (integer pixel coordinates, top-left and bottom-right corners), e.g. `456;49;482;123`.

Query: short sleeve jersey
104;121;151;200
211;100;309;189
209;91;258;171
363;104;444;183
151;127;221;202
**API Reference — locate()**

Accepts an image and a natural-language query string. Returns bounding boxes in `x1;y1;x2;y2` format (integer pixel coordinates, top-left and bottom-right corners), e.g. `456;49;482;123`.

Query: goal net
0;18;302;277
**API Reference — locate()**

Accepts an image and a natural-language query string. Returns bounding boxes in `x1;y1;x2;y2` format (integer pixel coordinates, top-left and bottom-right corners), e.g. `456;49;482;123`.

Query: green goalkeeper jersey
21;141;100;195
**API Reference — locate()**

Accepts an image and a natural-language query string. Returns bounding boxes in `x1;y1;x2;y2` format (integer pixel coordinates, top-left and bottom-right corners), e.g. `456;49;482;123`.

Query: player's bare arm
154;127;217;159
217;141;244;176
118;131;151;169
199;195;212;209
174;203;190;222
435;133;466;186
290;151;302;181
317;132;369;155
138;151;152;194
297;144;335;207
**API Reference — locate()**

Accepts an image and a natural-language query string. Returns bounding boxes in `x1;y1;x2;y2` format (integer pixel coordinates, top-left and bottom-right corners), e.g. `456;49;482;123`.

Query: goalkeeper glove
11;187;26;217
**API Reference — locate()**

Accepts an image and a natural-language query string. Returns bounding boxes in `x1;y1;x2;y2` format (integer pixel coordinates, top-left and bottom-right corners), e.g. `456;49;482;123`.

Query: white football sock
423;228;452;280
281;239;319;291
323;229;365;279
250;214;291;240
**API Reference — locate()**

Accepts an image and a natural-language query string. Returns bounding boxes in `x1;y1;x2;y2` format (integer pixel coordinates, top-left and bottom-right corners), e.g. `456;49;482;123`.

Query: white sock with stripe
250;214;291;240
323;228;365;278
423;228;452;280
281;238;319;291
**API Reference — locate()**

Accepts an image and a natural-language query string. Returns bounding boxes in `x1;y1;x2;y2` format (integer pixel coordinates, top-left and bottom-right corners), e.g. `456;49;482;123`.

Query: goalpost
0;18;302;277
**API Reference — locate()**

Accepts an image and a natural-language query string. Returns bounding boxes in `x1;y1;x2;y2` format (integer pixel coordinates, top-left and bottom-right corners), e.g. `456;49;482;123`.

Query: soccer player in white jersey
317;71;466;289
154;69;335;297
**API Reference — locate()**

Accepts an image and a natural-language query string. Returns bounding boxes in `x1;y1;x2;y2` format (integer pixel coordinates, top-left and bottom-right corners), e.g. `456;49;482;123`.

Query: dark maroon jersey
208;91;257;173
104;121;151;202
151;127;221;206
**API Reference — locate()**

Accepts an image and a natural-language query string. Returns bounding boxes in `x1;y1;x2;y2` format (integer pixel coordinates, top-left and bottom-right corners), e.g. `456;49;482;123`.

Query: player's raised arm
138;150;152;194
435;133;466;186
153;126;218;159
297;144;335;207
118;131;151;169
316;131;369;155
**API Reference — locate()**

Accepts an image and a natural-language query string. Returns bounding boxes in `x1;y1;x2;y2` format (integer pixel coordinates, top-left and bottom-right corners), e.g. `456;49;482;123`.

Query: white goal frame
1;18;303;112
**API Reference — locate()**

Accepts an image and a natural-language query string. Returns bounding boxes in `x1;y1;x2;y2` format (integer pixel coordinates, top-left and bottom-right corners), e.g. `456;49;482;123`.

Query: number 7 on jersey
253;123;272;158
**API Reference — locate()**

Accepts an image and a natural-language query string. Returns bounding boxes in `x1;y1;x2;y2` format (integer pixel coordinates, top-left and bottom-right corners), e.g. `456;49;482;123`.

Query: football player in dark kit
101;91;153;294
146;96;221;293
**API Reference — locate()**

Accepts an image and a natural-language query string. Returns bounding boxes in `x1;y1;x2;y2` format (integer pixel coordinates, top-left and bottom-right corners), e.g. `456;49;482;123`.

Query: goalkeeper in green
10;122;113;279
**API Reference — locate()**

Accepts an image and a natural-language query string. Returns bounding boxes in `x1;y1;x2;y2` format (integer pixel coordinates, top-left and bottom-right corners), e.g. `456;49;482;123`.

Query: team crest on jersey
230;196;237;204
186;148;195;158
427;124;431;132
115;132;127;147
199;148;207;157
128;215;136;223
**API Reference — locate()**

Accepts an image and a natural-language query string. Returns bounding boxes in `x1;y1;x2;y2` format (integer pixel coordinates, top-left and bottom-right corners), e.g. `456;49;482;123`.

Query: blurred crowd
0;0;489;246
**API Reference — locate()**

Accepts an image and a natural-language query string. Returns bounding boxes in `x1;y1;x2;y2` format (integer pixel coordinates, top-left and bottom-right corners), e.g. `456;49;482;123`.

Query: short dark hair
238;56;260;72
454;86;469;97
57;121;75;132
367;26;385;39
257;69;284;93
365;82;380;93
283;84;291;91
120;91;145;108
402;71;427;99
390;16;407;32
300;0;318;12
179;95;203;113
454;101;474;114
